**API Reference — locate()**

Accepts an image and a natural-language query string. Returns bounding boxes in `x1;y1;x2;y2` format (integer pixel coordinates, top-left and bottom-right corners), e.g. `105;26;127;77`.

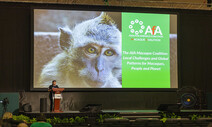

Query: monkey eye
86;47;96;54
104;50;114;56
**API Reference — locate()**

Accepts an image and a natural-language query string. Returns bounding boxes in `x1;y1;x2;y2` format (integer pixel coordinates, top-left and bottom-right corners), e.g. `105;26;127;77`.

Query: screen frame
30;4;180;92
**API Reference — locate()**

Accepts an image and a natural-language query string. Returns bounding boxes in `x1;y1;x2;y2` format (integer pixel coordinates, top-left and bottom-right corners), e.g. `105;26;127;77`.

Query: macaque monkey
39;12;122;88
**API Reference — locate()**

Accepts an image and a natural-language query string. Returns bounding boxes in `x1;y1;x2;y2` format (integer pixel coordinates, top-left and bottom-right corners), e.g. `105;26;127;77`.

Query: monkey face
78;43;121;84
55;12;122;87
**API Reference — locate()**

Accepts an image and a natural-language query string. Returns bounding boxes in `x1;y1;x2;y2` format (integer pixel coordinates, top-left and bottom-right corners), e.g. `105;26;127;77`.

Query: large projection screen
33;9;178;89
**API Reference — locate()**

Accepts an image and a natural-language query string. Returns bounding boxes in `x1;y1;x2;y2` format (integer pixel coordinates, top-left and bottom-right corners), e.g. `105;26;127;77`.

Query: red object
52;88;64;113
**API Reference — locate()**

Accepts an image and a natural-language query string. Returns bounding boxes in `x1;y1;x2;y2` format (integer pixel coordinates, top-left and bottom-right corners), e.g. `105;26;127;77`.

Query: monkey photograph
34;10;122;88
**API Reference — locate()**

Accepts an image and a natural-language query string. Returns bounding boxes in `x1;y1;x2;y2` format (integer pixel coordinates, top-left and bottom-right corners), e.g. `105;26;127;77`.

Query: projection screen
33;9;178;89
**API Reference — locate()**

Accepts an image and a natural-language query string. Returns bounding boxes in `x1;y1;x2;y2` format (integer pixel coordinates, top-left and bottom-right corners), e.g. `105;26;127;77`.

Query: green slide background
122;12;170;88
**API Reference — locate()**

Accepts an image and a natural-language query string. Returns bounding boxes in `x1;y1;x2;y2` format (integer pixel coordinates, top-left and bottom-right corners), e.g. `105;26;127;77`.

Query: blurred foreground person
30;114;52;127
2;112;24;127
17;123;28;127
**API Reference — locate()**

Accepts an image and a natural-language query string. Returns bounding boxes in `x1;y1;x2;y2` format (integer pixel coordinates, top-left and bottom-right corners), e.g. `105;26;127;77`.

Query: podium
52;88;64;112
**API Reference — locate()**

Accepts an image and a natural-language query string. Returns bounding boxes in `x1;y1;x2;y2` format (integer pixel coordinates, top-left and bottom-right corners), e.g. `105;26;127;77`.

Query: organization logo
129;19;145;35
128;19;163;37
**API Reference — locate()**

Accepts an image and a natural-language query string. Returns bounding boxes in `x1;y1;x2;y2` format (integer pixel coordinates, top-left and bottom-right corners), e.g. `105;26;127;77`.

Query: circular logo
129;19;145;34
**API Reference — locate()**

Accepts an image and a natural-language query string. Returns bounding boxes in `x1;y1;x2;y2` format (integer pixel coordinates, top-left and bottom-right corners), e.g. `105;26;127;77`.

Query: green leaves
69;118;75;124
190;114;208;121
160;112;212;123
96;114;123;123
160;117;167;123
46;116;87;125
13;114;34;123
13;114;87;125
61;118;69;123
12;114;41;124
30;118;37;123
46;118;52;124
96;114;104;123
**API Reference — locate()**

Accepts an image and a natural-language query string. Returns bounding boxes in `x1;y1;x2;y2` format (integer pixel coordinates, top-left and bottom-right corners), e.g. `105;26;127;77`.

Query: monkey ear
58;27;73;51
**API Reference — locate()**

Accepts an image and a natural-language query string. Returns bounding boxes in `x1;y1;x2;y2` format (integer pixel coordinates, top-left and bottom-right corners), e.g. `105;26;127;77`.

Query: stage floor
103;110;159;113
24;109;212;114
23;110;159;115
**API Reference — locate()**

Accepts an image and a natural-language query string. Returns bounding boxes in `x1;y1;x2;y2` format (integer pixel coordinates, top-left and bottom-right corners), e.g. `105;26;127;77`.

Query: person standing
48;80;59;112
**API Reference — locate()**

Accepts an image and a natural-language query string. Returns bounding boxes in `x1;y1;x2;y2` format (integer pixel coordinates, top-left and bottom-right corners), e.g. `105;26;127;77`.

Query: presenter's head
52;80;56;86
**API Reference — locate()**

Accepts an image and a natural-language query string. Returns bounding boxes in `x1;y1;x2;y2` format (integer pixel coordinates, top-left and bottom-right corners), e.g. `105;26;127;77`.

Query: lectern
52;88;64;112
